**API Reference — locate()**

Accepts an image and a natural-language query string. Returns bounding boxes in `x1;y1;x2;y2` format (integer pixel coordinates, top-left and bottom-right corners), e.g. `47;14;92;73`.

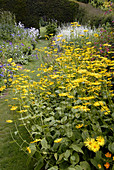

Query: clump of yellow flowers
84;136;105;152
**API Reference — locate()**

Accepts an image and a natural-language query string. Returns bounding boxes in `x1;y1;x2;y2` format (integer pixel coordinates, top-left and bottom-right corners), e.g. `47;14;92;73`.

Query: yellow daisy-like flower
54;138;63;143
96;136;105;146
94;33;99;37
76;124;83;129
26;147;31;154
7;58;12;63
84;137;95;150
6;120;13;123
90;141;100;152
10;106;18;111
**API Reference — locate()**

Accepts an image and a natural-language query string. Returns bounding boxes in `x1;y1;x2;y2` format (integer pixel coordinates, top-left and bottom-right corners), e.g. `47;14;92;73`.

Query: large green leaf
74;165;83;170
70;144;84;154
66;129;73;138
108;143;114;153
64;150;71;159
70;152;79;164
80;161;91;170
41;138;48;149
48;166;58;170
82;130;89;140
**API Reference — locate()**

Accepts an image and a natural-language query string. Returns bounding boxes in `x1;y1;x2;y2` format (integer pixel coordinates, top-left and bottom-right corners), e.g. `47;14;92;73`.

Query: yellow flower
67;95;74;98
26;147;31;154
10;106;18;111
59;93;68;97
98;164;102;169
6;120;13;123
96;136;105;146
84;138;95;150
54;138;63;143
94;33;99;37
7;58;12;63
90;141;100;152
83;30;88;32
30;139;41;143
76;124;83;129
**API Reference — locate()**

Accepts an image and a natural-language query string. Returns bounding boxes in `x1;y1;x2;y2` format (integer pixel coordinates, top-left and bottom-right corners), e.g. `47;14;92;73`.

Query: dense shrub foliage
0;0;79;29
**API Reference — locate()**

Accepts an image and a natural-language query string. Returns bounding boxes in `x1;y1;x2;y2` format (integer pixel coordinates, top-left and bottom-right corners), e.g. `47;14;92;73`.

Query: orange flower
105;152;111;158
104;162;110;169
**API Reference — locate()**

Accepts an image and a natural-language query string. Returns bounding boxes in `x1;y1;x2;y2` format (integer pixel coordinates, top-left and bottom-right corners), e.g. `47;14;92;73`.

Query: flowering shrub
90;0;113;13
8;22;114;170
0;58;22;94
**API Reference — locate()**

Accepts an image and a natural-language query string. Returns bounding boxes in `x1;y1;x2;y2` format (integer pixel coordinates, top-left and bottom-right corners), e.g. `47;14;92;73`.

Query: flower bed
8;22;114;170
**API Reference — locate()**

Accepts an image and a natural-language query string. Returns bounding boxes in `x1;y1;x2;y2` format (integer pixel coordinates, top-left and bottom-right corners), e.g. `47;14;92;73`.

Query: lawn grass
0;36;49;170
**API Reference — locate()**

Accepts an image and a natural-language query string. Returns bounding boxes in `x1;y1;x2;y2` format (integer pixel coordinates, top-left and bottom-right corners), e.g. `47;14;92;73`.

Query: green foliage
46;23;57;37
0;10;16;41
44;0;79;23
76;4;113;28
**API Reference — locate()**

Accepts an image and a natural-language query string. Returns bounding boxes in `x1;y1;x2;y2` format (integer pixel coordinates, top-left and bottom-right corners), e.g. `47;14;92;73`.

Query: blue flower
0;74;4;77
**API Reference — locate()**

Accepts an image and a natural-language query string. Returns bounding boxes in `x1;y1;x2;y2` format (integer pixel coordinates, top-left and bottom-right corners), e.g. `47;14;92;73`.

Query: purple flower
0;51;2;52
9;42;12;45
36;56;38;59
0;74;4;77
21;43;24;46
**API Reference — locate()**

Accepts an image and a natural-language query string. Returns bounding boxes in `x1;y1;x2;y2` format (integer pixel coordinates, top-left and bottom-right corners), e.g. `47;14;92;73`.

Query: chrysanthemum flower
90;141;100;152
84;138;95;150
96;136;105;146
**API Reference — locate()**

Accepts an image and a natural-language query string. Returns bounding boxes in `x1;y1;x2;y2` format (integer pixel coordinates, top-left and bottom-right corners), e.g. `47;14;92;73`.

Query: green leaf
70;153;79;164
70;144;84;154
74;165;83;170
44;116;54;122
41;138;48;149
48;166;58;170
80;161;91;170
34;158;44;170
54;153;58;160
58;153;64;162
108;143;114;153
68;168;76;170
90;159;98;169
61;116;67;124
66;129;73;138
82;130;89;140
64;150;71;159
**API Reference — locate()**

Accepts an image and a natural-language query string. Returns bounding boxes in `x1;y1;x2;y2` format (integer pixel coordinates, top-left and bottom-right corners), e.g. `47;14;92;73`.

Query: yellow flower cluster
84;136;105;152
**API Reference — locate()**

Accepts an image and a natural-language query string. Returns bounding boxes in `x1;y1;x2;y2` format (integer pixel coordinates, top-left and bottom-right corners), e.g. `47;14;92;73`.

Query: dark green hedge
0;0;79;29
